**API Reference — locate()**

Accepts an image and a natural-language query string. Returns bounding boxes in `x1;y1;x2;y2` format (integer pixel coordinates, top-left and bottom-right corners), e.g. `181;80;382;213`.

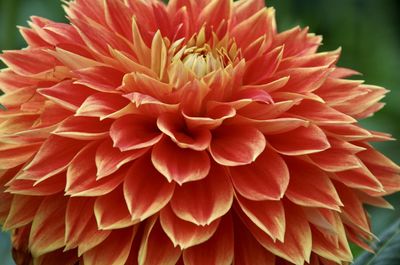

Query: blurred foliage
354;219;400;265
0;0;399;265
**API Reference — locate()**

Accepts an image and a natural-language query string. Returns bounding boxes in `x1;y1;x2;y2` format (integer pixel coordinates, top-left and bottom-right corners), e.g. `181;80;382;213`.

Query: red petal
244;46;283;84
110;114;162;151
124;155;175;221
24;135;86;181
160;205;220;249
243;202;312;264
54;116;112;140
209;125;266;166
66;142;125;197
233;216;276;265
95;139;148;179
83;228;136;265
138;217;181;265
157;113;211;151
182;104;236;130
285;158;343;211
94;186;135;230
333;165;384;192
38;80;94;111
307;148;361;172
151;138;210;185
74;66;124;93
65;197;112;255
183;214;233;265
230;148;289;200
65;197;96;250
3;195;42;229
170;164;233;226
267;124;330;155
236;194;285;242
76;92;129;119
0;143;40;170
0;49;61;77
288;100;356;124
29;194;67;256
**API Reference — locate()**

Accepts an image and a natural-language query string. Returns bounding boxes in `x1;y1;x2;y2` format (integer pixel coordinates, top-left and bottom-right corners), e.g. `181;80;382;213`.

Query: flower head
1;0;399;264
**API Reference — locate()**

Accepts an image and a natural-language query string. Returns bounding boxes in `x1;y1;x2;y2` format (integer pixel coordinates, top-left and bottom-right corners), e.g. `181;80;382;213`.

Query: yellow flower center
182;47;223;78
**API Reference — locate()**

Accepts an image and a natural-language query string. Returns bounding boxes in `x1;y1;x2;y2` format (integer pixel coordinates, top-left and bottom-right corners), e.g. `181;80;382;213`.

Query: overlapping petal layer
0;0;399;264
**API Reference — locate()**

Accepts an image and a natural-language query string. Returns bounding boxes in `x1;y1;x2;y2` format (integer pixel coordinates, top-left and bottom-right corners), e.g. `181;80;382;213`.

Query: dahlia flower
0;0;399;264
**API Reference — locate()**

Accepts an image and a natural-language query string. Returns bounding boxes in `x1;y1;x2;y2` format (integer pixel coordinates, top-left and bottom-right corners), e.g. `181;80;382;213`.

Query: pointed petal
230;148;289;201
24;135;86;181
170;164;233;226
83;228;136;265
236;194;285;242
288;100;356;124
76;92;130;119
124;155;175;221
243;202;312;265
209;125;266;166
110;114;162;151
138;217;181;265
95;139;148;179
66;142;125;197
160;205;220;249
151;138;210;184
65;197;98;251
267;124;330;155
285;158;343;211
53;116;112;140
73;66;124;93
157;113;211;151
94;186;136;230
183;214;233;265
29;194;67;256
38;80;94;111
233;215;276;265
3;195;42;229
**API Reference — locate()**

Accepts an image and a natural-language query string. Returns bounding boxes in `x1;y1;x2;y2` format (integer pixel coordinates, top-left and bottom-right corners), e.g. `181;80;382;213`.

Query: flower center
181;47;224;78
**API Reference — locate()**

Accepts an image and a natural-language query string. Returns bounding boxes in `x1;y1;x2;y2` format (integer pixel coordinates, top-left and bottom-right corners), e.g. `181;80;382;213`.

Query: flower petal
160;205;220;249
65;142;125;197
38;80;95;111
3;195;42;230
53;116;112;140
157;113;211;151
110;114;162;151
170;164;233;226
230;148;289;201
267;124;330;155
83;228;136;265
76;92;130;119
95;139;148;179
183;214;233;265
152;138;210;185
285;158;343;211
94;186;136;230
243;202;312;265
138;217;181;265
73;66;124;93
209;125;266;166
124;155;175;221
288;100;356;124
29;194;67;256
236;194;285;242
24;135;86;181
233;215;276;265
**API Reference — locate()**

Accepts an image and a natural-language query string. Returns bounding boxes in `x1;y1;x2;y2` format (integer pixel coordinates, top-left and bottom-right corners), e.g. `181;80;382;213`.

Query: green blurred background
0;0;399;264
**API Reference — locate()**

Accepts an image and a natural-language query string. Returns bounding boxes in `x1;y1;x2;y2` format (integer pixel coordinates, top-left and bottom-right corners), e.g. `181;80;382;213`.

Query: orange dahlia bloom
1;0;399;264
